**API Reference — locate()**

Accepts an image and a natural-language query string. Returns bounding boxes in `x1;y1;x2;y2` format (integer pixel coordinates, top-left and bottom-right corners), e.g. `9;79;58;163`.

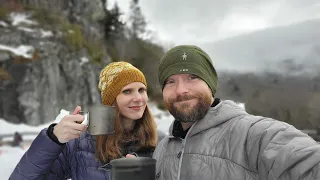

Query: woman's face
116;82;148;121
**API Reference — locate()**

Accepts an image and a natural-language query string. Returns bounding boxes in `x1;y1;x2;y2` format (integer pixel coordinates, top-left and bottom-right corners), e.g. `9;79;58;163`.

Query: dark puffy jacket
10;128;165;180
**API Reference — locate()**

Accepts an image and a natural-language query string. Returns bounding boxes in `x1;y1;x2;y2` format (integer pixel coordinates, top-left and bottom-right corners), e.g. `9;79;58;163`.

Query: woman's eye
139;88;146;93
122;90;130;94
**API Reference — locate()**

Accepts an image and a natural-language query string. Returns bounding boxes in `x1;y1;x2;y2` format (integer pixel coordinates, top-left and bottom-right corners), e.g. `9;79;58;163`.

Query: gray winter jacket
153;100;320;180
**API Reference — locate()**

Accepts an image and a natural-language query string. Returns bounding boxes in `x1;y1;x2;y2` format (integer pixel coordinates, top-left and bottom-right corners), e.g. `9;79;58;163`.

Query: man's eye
189;75;198;80
165;80;174;84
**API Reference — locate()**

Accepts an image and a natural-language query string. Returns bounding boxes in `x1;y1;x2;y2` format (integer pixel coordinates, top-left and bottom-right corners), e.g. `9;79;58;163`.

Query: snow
0;145;26;178
80;56;89;65
0;119;53;178
2;12;53;38
17;26;35;33
0;118;54;178
10;13;37;26
149;102;174;135
0;44;34;58
41;29;53;38
0;21;8;27
0;118;52;135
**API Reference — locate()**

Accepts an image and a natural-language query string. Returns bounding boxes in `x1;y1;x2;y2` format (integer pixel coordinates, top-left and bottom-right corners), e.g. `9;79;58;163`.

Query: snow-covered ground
0;145;27;178
0;118;54;177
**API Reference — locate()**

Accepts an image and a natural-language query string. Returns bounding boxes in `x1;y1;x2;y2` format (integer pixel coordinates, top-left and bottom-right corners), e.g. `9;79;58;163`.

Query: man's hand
53;106;87;143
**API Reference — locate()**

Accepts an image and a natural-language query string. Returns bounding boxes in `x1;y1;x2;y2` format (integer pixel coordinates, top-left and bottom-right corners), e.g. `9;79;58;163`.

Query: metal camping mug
110;157;157;180
78;105;116;135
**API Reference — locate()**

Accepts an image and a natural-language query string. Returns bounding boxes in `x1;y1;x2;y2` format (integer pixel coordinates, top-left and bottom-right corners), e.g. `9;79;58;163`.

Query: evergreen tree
128;0;146;39
100;0;125;40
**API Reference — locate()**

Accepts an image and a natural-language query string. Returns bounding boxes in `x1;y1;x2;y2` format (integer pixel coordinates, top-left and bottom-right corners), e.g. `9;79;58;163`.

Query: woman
10;61;164;179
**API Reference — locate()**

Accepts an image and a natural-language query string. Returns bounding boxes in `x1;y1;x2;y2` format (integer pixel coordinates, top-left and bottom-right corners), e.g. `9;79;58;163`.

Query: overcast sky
109;0;320;45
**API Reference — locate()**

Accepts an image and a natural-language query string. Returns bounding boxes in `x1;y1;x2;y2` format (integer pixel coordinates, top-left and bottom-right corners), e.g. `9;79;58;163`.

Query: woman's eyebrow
122;88;132;91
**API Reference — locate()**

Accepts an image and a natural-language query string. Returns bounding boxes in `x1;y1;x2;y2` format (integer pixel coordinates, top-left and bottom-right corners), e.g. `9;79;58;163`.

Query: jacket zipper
176;122;197;180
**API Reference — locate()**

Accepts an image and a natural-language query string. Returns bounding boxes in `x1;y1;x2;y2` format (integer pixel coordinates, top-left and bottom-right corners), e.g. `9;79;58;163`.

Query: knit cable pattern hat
98;61;147;105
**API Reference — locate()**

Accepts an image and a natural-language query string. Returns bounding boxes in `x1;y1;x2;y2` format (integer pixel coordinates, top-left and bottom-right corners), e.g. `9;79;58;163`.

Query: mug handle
82;112;89;126
78;111;89;126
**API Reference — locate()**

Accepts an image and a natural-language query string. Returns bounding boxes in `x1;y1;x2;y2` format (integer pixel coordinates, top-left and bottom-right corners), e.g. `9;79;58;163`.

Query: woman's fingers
125;154;137;158
72;106;82;115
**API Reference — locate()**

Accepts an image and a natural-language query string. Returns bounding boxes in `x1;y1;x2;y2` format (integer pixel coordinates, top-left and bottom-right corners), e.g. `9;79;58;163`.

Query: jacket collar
169;100;248;138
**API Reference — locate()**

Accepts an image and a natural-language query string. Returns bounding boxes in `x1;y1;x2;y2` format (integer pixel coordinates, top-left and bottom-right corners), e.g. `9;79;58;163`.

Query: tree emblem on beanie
182;52;187;60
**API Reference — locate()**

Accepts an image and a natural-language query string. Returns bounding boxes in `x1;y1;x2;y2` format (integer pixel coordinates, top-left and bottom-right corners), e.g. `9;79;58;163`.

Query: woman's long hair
95;104;158;163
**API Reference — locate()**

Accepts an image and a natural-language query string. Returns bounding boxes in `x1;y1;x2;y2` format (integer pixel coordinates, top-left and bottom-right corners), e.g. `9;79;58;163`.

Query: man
153;45;320;180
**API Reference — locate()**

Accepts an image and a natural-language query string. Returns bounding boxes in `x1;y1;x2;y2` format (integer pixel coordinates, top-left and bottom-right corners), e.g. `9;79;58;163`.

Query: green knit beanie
158;45;218;94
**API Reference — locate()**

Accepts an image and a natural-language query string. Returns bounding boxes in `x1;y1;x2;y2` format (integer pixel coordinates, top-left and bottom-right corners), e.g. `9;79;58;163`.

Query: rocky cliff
0;0;111;125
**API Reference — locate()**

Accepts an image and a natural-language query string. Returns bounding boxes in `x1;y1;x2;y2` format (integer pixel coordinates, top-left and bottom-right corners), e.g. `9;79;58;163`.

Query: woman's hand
53;106;87;143
125;154;137;158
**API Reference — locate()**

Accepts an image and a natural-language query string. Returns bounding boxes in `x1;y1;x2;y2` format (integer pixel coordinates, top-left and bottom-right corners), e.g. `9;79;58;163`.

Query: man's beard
165;92;212;123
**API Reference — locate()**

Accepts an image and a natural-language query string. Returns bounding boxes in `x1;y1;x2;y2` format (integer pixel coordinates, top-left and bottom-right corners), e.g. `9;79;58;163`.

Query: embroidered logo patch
182;52;187;60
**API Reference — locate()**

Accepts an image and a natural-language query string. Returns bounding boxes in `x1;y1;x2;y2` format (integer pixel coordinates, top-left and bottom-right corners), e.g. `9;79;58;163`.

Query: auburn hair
95;105;157;163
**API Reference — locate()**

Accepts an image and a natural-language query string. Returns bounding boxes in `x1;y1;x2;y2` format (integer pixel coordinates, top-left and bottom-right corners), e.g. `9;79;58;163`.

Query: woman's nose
132;92;142;102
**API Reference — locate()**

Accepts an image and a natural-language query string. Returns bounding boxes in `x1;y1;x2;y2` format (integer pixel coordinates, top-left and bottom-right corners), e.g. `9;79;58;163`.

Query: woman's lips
129;106;143;110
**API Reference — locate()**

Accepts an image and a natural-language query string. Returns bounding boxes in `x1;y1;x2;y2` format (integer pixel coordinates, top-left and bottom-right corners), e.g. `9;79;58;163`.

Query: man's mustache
171;95;197;103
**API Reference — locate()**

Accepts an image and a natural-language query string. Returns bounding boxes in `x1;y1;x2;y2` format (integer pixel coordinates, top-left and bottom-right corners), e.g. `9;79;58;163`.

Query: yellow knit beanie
98;61;147;106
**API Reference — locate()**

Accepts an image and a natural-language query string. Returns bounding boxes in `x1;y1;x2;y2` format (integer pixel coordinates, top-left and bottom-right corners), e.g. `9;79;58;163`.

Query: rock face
0;0;111;125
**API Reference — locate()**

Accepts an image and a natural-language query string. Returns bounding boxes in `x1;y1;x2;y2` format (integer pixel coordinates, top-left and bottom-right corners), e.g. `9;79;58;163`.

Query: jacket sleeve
9;128;74;180
246;117;320;180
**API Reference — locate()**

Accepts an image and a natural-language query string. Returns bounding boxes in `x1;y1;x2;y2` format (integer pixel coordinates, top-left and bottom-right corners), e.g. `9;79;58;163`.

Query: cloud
110;0;320;44
202;18;320;73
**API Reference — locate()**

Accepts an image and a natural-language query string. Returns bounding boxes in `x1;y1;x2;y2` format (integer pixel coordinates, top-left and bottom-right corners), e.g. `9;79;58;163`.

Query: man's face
163;74;213;122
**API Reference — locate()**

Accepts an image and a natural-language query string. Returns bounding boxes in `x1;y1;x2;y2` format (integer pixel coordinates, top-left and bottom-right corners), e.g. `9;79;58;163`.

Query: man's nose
175;81;189;96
